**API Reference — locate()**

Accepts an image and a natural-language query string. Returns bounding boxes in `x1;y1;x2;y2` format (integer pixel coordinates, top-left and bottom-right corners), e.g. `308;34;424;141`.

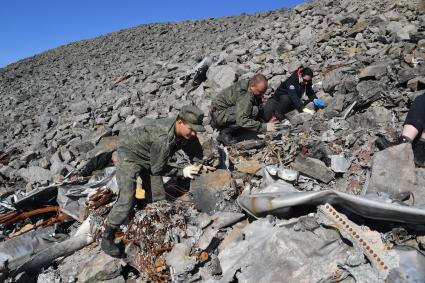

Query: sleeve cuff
260;123;267;133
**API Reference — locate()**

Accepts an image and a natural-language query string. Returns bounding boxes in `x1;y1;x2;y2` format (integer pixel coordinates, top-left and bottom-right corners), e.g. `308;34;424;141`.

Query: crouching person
101;106;207;257
376;94;425;166
262;66;326;121
209;74;280;145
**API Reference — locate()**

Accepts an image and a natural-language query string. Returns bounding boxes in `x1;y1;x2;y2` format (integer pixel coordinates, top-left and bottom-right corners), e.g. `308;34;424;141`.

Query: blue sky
0;0;304;68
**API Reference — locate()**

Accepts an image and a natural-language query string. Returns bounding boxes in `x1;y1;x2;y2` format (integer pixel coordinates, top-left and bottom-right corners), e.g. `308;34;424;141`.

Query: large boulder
18;166;53;184
356;80;384;106
386;21;418;41
206;65;239;92
368;143;418;195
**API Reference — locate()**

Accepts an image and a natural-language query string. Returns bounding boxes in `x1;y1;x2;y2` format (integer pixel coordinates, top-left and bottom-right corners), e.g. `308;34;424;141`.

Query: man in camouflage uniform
101;105;207;257
210;74;280;145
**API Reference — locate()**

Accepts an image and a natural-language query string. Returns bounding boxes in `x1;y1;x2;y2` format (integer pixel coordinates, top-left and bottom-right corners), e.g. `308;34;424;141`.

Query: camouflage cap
179;105;206;132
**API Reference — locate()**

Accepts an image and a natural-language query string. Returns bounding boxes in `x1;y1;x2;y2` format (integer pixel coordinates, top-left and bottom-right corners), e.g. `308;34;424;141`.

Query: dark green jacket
118;118;203;176
212;79;266;132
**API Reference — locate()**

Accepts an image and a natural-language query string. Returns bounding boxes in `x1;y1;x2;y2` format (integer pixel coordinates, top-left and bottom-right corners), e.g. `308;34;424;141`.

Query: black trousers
262;95;296;121
405;94;425;132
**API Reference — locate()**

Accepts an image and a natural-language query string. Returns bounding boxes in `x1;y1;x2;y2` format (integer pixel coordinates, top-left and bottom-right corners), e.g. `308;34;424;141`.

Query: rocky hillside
1;0;425;281
0;0;424;188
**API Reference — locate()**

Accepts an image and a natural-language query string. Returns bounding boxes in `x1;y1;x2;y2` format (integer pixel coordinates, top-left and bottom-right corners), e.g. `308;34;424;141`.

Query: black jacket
272;69;317;111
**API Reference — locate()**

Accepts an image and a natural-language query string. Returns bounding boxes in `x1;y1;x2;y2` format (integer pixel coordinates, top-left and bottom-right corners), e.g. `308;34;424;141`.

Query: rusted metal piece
321;64;348;77
3;209;70;240
111;74;132;88
122;201;193;282
198;251;209;262
86;190;113;210
0;211;20;223
0;147;18;165
0;206;62;226
317;203;399;279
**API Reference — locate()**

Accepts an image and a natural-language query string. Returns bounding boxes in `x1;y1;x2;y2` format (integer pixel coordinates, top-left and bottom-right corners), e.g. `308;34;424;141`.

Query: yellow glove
302;108;315;115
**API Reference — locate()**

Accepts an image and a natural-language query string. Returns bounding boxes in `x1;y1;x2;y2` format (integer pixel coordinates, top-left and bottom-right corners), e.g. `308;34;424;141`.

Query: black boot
413;139;425;167
217;128;237;145
101;224;123;258
375;135;412;150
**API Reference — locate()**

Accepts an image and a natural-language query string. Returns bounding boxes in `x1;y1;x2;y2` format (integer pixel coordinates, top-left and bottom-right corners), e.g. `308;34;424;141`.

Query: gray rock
371;106;393;123
206;65;238;92
77;252;122;283
356;80;384;106
108;112;121;128
299;27;313;44
291;156;335;183
18;166;53;183
294;3;313;13
368;143;418;195
0;165;16;180
119;106;132;117
397;67;425;84
322;70;343;92
102;276;125;283
72;113;91;123
70;101;91;114
20;151;38;163
61;150;74;163
277;168;299;182
38;157;50;169
330;155;351;173
359;64;388;80
288;112;313;126
165;241;197;275
141;82;159;94
386;21;418;41
113;96;129;110
407;77;425;92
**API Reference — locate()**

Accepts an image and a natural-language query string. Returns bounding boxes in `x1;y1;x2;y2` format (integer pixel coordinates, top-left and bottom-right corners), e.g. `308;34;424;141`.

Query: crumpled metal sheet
57;167;117;221
388;246;425;282
0;226;67;272
213;218;354;283
237;183;425;224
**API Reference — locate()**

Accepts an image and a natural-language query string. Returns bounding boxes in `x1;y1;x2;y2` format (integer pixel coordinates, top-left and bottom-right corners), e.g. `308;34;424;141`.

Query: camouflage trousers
106;158;166;227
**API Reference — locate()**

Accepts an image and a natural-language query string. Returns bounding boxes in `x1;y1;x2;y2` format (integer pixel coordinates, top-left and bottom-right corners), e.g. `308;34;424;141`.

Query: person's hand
313;98;326;109
201;165;216;172
266;121;280;132
302;108;315;115
183;164;202;179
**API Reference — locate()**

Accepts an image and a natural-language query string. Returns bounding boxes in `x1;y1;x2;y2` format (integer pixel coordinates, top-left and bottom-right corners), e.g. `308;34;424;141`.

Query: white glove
266;121;280;132
302;108;315;115
183;164;202;179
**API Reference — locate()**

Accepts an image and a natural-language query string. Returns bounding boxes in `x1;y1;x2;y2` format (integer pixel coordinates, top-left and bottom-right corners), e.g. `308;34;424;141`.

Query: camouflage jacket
118;118;203;176
212;79;266;132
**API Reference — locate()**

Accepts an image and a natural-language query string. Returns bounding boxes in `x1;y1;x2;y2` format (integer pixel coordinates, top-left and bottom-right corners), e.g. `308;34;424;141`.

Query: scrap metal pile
1;0;425;282
1;130;425;282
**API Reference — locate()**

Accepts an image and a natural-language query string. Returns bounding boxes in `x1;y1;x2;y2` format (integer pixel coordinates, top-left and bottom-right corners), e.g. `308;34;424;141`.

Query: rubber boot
413;139;425;167
217;128;237;145
101;224;123;258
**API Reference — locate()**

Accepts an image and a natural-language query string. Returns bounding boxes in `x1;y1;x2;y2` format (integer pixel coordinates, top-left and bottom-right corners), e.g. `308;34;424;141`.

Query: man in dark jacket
262;67;326;121
101;105;208;257
210;74;280;145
